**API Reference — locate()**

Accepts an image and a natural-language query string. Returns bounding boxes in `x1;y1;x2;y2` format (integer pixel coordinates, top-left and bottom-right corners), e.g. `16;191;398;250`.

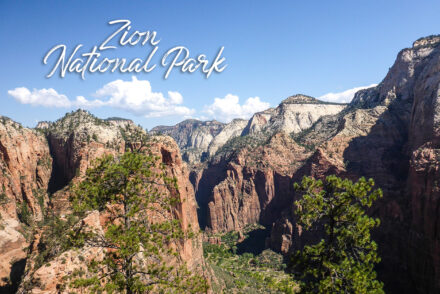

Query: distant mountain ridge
151;94;347;164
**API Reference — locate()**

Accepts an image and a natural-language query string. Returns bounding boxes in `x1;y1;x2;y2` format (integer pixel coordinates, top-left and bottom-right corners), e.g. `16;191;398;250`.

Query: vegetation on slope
204;228;299;294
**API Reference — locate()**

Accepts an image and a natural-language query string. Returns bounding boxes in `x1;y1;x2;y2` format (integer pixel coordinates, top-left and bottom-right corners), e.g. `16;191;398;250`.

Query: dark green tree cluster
67;150;208;293
291;175;384;294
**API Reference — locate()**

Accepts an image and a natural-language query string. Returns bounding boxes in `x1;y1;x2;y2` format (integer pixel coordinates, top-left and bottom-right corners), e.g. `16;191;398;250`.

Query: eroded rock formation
0;117;52;291
0;110;209;293
19;134;206;293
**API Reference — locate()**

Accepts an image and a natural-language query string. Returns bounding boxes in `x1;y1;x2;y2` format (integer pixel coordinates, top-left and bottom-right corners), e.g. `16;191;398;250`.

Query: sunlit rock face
0;110;210;292
243;95;346;136
0;117;52;290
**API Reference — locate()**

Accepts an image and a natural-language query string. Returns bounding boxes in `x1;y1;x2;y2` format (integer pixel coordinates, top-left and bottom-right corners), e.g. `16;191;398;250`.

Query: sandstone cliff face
268;35;440;293
19;135;207;293
0;110;208;293
151;96;345;166
151;119;225;163
191;95;346;235
44;110;127;216
0;117;52;290
404;36;440;293
152;97;345;165
206;119;248;158
193;133;311;234
243;95;346;136
45;110;126;193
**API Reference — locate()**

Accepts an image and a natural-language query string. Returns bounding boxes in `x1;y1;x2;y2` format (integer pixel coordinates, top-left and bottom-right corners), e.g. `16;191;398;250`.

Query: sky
1;0;440;129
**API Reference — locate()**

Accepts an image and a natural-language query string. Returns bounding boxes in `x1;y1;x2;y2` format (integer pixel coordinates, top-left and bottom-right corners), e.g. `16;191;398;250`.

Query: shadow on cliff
236;227;271;255
254;170;295;227
342;99;414;294
0;258;26;294
283;96;416;293
47;134;74;194
190;160;229;229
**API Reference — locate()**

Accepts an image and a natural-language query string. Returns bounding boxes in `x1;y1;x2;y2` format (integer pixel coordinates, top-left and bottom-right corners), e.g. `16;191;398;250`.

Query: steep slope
206;119;248;158
0;117;52;291
44;110;127;194
269;35;440;293
195;133;310;234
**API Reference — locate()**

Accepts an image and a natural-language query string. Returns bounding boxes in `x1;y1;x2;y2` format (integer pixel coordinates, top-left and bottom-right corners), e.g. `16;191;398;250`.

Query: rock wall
244;95;346;136
151;119;225;163
194;133;311;234
269;35;440;293
0;117;52;291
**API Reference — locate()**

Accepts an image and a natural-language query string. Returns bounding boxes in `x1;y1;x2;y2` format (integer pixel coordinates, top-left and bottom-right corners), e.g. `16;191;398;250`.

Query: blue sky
1;0;439;129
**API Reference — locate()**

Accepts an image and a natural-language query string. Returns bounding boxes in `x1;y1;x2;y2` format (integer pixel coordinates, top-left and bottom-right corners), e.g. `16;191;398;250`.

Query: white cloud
203;94;270;123
93;77;194;118
8;87;72;107
319;84;377;103
7;77;194;118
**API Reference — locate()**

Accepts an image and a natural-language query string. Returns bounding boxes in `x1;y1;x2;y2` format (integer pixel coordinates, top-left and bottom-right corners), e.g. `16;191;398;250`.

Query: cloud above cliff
319;84;377;103
202;94;270;123
8;87;72;108
91;77;194;117
8;78;271;122
8;77;194;118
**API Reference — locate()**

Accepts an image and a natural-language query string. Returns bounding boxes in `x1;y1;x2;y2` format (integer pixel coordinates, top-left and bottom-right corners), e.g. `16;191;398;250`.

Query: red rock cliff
0;117;52;290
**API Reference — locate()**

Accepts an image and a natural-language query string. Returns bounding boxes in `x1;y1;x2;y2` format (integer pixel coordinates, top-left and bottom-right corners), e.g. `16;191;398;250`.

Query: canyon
0;35;439;293
154;35;440;293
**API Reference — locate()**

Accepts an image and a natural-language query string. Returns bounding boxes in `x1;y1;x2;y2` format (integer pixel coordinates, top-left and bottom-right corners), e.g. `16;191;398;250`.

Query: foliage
204;233;298;293
0;192;8;205
34;214;79;269
37;155;52;169
291;175;384;293
17;201;32;226
119;124;151;153
67;151;208;293
215;133;269;158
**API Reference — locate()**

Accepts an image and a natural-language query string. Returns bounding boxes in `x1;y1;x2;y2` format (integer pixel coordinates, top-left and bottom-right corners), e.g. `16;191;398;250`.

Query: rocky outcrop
404;35;440;293
269;35;440;293
151;96;345;166
0;117;52;290
45;110;205;268
206;119;248;157
151;119;225;163
19;135;207;293
243;95;346;135
153;97;345;165
0;110;210;292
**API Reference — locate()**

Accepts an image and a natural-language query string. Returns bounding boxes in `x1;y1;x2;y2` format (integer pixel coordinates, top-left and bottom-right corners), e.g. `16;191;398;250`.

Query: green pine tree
67;151;208;293
291;175;384;294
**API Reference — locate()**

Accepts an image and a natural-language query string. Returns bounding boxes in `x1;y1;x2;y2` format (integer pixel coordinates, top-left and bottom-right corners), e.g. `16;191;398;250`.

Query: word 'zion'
43;19;227;79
